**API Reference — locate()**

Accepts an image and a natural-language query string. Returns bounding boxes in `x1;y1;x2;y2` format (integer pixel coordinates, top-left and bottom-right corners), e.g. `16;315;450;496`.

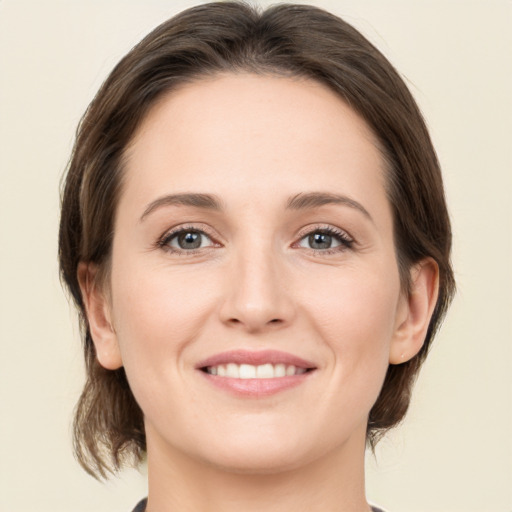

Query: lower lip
198;370;315;397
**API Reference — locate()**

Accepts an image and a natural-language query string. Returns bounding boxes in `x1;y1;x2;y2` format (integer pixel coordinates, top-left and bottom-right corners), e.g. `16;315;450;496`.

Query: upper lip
195;350;317;369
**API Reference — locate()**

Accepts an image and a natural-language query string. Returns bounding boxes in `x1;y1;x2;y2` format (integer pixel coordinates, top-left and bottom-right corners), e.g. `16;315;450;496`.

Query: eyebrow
140;191;372;222
140;193;224;221
286;192;373;221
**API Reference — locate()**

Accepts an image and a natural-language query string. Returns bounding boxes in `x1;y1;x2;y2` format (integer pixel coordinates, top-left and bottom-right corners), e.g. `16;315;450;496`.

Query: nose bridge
220;232;293;331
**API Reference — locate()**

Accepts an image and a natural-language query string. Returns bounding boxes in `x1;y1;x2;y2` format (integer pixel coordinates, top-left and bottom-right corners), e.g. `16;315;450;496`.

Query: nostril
223;316;286;330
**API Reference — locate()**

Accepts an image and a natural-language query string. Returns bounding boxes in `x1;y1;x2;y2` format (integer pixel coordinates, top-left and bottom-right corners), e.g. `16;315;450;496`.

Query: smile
203;363;310;378
196;350;317;397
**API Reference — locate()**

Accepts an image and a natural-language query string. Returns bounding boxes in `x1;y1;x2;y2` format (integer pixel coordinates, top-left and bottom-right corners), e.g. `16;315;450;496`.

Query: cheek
306;260;400;337
108;262;224;421
303;262;400;390
109;261;219;371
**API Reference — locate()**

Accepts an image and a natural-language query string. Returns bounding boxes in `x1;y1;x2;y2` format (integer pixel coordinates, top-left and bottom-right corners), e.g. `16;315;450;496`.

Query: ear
389;258;439;365
77;262;123;370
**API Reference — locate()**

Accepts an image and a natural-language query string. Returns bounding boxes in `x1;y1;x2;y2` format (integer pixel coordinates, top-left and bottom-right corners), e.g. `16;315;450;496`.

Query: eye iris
177;231;202;249
309;232;332;249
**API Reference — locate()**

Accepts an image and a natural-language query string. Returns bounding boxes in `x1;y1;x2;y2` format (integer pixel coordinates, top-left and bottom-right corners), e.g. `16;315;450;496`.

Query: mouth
201;363;312;378
196;350;317;397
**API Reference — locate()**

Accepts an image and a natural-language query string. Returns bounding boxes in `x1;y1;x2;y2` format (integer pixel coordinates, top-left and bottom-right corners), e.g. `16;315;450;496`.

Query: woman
59;2;454;511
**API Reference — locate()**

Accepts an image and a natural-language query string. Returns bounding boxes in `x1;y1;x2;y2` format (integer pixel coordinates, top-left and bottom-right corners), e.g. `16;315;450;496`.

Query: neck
144;426;371;512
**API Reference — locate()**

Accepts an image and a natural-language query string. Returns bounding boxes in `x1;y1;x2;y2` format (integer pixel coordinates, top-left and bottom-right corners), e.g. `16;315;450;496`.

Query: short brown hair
59;1;455;478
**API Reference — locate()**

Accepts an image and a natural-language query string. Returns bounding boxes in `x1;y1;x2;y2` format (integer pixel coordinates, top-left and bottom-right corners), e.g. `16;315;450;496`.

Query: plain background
0;1;510;511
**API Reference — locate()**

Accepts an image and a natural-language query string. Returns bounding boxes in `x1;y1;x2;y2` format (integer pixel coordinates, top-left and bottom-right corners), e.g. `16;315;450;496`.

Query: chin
190;425;333;476
200;445;309;475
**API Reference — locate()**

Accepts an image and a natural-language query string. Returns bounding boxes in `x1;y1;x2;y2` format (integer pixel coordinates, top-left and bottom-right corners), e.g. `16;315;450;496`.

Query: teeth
226;363;239;378
239;364;256;378
274;364;286;377
256;363;273;378
205;363;309;378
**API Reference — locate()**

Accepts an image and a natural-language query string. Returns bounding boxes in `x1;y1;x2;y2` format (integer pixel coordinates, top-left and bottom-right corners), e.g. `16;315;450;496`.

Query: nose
219;241;296;333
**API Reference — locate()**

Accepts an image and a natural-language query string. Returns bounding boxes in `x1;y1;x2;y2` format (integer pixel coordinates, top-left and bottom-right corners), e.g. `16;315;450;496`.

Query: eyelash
157;224;219;255
157;224;354;255
294;225;354;255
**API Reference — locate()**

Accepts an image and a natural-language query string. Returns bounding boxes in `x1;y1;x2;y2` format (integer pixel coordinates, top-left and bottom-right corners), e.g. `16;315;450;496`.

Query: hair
59;1;455;479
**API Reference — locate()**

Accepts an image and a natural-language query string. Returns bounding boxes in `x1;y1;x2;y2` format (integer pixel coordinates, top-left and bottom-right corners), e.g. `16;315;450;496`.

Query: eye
160;228;215;252
296;227;353;252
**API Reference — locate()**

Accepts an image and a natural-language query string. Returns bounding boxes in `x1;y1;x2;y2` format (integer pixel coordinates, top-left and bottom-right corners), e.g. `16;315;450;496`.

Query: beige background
0;1;510;511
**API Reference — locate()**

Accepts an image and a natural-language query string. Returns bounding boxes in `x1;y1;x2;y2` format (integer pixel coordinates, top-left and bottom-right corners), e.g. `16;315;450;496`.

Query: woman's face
101;74;411;472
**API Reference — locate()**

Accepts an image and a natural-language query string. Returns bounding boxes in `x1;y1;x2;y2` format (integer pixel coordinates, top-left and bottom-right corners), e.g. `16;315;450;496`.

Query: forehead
122;73;387;213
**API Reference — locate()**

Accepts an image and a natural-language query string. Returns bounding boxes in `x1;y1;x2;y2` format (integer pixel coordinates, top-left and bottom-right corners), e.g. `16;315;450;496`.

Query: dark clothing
132;499;147;512
131;497;387;511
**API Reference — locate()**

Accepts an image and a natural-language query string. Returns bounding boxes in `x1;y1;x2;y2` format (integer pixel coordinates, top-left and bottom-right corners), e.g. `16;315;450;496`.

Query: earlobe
77;262;123;370
389;258;439;365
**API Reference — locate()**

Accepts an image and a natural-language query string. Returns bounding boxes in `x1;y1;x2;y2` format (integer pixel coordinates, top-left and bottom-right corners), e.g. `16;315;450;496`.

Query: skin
79;74;438;512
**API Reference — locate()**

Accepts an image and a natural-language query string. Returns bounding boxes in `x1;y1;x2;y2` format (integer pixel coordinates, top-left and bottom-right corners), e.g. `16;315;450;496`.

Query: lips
195;349;317;370
196;350;317;397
